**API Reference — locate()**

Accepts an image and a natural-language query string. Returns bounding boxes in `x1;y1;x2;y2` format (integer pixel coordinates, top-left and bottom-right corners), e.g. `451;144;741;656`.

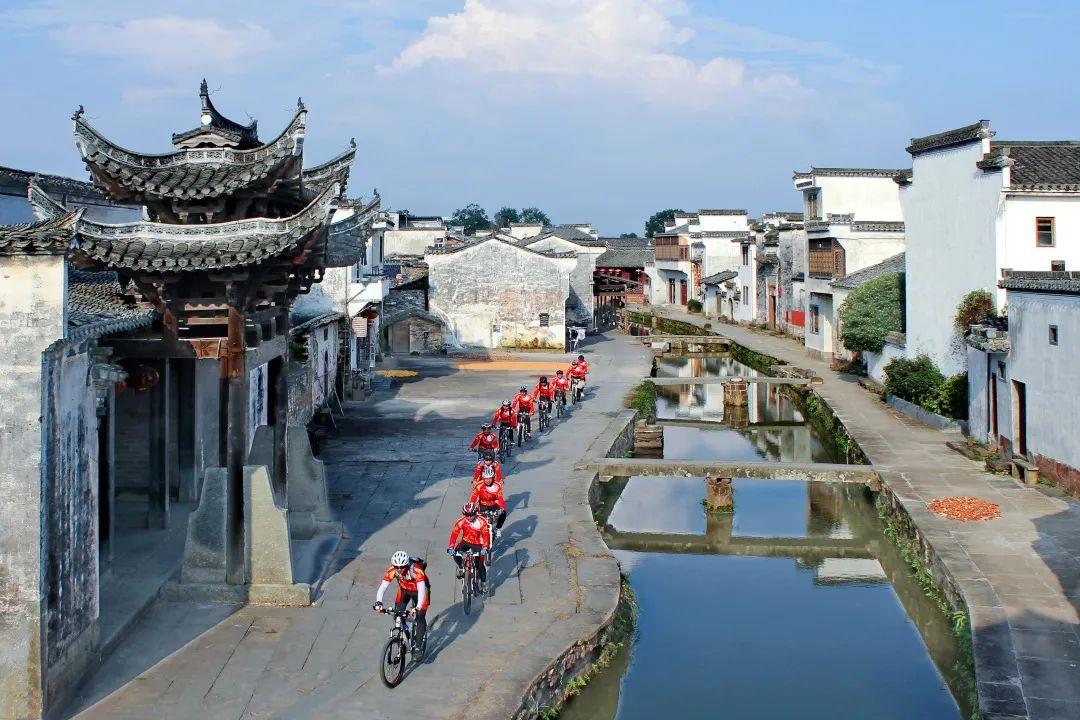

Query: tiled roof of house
601;236;651;249
0;165;107;199
546;225;604;245
999;269;1080;294
701;269;738;285
67;269;157;341
984;142;1080;191
0;212;80;255
793;167;907;180
698;209;746;216
595;247;653;268
829;252;905;289
907;120;994;156
426;235;577;259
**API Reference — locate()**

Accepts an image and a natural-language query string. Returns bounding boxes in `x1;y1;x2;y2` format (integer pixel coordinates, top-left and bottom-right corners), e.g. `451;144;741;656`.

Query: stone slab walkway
62;332;650;720
651;305;1080;720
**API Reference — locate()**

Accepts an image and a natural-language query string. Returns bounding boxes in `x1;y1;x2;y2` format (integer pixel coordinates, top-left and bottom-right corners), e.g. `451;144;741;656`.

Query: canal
653;353;843;464
564;476;966;720
560;351;966;719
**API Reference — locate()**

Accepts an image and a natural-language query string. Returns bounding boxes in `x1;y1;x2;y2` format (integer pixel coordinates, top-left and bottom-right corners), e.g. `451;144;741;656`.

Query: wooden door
679;280;688;305
990;373;998;442
390;322;409;354
668;279;676;303
1013;380;1027;456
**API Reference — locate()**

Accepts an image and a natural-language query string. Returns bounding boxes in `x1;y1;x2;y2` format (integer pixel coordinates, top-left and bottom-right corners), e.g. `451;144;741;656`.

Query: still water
654;354;841;464
565;477;964;720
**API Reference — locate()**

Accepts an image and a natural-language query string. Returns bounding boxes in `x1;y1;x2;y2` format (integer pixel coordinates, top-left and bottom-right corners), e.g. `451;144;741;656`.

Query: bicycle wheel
462;563;474;615
380;635;407;687
516;425;523;448
412;629;427;663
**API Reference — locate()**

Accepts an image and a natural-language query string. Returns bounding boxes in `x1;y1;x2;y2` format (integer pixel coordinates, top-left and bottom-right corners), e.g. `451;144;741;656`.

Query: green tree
838;272;905;353
520;207;551;225
492;206;521;228
450;203;492;234
620;232;639;238
645;209;683;238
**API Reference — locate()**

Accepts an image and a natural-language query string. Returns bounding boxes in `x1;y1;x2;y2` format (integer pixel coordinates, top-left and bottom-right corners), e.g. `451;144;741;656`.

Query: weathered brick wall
427;241;573;349
525;237;599;326
0;255;66;718
286;318;342;426
408;317;444;353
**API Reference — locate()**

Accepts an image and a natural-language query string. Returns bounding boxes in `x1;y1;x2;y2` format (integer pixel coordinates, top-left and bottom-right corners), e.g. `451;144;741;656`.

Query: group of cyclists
372;354;592;663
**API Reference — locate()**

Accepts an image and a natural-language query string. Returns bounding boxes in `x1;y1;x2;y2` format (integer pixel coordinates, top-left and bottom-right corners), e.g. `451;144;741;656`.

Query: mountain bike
479;508;501;565
455;548;485;615
538;398;551;432
377;607;426;688
555;389;567;418
569;377;579;405
516;410;529;447
498;424;513;461
573;377;585;404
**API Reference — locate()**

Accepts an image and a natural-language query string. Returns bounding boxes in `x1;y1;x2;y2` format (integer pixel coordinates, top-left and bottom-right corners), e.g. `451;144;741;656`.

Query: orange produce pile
927;496;1001;522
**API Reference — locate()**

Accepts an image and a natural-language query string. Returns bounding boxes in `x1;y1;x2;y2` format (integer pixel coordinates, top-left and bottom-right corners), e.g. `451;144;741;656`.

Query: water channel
653;353;842;463
559;352;967;719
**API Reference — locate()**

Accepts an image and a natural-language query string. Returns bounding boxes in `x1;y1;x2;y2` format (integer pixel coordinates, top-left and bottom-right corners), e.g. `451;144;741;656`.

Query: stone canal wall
510;410;638;719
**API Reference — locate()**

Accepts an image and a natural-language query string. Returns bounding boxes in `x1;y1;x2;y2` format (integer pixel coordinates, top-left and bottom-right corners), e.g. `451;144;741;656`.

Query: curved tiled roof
74;103;306;202
702;269;738;285
991;142;1080;191
71;182;338;271
171;80;260;149
324;194;381;267
907;120;993;156
595;247;652;268
67;269;157;340
0;211;80;255
301;141;356;200
1000;269;1080;294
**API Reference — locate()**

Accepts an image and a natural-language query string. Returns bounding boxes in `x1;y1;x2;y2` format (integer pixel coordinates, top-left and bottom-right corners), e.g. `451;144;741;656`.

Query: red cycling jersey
381;563;430;610
568;364;587;380
533;382;556;401
469;431;499;451
552;376;571;393
578;360;589;374
470;481;506;511
512;392;535;415
448;515;491;549
492;407;517;427
472;461;504;485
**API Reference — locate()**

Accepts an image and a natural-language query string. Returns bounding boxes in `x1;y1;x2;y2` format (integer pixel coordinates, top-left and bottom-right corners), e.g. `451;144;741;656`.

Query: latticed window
808;238;845;278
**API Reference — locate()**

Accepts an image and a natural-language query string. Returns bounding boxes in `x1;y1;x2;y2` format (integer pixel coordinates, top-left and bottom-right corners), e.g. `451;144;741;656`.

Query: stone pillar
724;378;749;429
192;358;221;500
704;474;734;513
0;254;65;719
272;356;289;497
181;467;228;584
101;387;117;566
177;360;197;503
147;359;171;529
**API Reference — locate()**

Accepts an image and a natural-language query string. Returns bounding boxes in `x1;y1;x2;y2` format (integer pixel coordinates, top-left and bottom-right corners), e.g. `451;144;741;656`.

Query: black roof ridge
907;120;993;156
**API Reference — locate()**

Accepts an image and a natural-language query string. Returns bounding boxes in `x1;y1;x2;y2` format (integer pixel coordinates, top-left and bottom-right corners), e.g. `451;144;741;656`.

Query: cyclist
469;471;507;540
468;423;499;458
552;369;571;407
512;385;536;439
576;354;590;375
447;503;491;590
568;359;588;400
373;550;429;649
472;451;505;485
533;376;556;418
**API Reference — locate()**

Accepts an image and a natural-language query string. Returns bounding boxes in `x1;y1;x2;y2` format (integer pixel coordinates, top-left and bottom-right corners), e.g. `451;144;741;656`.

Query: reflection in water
565;479;964;720
654;352;842;464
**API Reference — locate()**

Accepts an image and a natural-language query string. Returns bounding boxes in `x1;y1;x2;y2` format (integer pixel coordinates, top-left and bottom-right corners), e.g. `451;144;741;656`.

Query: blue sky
1;0;1077;234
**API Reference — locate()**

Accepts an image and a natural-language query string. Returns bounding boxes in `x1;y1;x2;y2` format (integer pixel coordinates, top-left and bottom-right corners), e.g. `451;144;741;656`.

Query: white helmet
390;550;409;568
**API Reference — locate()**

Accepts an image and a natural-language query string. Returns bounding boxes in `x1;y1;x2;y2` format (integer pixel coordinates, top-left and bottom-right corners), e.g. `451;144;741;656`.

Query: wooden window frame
1051;260;1066;272
1036;217;1055;247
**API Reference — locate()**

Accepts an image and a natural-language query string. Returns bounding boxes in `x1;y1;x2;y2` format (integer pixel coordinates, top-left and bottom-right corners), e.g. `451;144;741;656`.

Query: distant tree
954;290;996;336
520;207;551;225
493;206;521;228
450;203;492;234
620;232;639;238
645;209;684;238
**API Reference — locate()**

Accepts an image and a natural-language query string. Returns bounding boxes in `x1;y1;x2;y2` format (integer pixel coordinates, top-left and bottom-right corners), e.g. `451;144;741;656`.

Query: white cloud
382;0;807;108
53;15;276;74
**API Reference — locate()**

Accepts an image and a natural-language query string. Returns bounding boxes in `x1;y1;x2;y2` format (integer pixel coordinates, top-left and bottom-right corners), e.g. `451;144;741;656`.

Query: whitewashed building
793;168;906;359
382;212;447;256
827;252;907;381
966;270;1080;495
901;120;1080;375
520;225;605;327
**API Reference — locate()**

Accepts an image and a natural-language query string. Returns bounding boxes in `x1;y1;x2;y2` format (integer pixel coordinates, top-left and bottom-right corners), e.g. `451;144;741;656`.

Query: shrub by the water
838;272;904;353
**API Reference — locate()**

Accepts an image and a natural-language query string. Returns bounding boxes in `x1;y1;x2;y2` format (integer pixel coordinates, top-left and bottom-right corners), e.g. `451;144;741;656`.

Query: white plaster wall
806;292;834;355
816;175;904;220
836;229;906;276
697;214;748;232
734;259;755;323
1007;292;1080;467
866;340;907;384
702;240;741;279
1002;196;1080;276
966;347;991;442
383;228;445;256
902;141;1002;375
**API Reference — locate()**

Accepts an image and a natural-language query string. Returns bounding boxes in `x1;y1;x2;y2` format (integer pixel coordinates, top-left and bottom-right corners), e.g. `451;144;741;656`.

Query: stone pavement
652;305;1080;720
62;332;650;720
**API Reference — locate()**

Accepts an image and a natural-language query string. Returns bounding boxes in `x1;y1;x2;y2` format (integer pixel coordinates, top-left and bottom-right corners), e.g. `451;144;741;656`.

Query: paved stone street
653;306;1080;720
63;333;650;720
